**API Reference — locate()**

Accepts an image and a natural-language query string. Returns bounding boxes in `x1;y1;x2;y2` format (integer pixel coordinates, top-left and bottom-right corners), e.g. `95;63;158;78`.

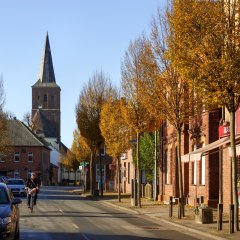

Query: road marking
72;223;79;229
81;233;91;240
58;209;64;214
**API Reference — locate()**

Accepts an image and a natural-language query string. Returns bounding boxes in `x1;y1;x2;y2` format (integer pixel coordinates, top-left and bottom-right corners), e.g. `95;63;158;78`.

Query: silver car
6;179;26;197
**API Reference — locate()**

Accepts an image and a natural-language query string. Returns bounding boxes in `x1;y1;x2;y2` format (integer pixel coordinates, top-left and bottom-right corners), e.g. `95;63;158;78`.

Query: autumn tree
75;70;117;195
129;9;192;216
100;98;131;202
168;0;240;229
59;147;70;184
71;129;91;163
121;37;158;207
0;78;11;162
0;112;10;160
71;129;91;190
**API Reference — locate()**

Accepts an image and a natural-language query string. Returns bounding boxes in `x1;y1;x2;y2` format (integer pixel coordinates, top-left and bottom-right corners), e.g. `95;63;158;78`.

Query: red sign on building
219;124;230;138
236;107;240;135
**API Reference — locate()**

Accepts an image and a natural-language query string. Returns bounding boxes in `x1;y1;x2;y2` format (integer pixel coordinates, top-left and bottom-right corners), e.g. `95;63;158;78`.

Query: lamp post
153;129;157;201
98;142;103;197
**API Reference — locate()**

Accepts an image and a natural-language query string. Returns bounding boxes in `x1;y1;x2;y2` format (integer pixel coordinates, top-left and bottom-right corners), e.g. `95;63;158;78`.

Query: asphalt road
19;186;206;240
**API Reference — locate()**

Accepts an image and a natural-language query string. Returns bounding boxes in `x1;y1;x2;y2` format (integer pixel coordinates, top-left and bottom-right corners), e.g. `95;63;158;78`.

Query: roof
6;118;51;150
32;33;60;88
32;109;56;138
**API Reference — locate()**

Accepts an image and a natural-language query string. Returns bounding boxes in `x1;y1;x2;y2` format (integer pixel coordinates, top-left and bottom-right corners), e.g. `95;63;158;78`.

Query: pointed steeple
38;32;56;83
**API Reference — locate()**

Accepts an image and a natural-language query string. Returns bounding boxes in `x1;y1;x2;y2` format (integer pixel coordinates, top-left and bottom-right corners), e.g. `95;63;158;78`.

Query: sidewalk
76;190;240;240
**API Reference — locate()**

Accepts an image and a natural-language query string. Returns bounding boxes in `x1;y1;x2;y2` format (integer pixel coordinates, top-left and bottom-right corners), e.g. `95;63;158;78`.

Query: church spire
38;33;56;83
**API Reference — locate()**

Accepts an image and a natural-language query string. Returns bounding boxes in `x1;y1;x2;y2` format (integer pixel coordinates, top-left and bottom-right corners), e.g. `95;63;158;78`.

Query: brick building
0;118;51;185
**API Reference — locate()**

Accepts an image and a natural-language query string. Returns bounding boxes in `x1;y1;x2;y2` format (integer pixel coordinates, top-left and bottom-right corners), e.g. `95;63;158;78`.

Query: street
19;186;206;240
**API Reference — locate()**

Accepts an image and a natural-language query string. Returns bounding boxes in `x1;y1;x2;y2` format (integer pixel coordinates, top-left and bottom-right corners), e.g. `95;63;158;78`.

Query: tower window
44;94;47;102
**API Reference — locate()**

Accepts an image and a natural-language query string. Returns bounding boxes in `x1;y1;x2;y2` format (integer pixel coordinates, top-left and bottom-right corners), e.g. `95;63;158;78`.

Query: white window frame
14;152;20;162
28;152;33;162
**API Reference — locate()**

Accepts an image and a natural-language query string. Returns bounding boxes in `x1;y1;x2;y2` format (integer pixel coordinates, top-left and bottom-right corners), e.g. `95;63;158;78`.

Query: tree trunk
117;156;121;202
136;131;141;208
177;127;184;217
99;144;103;197
230;110;239;231
74;171;76;186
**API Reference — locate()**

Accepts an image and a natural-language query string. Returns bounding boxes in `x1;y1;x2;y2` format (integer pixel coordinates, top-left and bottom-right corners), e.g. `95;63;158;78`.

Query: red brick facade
0;146;50;185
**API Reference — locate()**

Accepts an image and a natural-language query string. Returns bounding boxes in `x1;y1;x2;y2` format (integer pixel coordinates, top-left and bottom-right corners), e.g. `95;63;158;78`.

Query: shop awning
181;136;230;162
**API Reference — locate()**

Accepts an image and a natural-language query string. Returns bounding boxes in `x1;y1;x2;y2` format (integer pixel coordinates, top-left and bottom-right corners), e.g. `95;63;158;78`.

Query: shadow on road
21;211;137;219
20;231;170;240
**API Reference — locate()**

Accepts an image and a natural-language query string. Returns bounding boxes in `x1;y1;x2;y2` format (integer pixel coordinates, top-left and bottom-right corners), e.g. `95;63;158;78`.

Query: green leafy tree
140;133;155;183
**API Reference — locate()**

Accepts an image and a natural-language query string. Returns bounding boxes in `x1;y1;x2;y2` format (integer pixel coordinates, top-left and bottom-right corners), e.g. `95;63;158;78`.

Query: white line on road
58;209;64;214
81;233;91;240
72;223;79;229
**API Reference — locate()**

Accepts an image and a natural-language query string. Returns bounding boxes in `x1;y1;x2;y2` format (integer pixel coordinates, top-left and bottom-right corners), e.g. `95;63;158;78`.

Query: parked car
0;182;22;239
0;176;8;183
6;179;26;197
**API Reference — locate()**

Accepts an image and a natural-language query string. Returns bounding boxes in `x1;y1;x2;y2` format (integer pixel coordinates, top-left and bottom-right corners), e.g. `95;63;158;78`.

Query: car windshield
7;179;24;185
0;189;8;204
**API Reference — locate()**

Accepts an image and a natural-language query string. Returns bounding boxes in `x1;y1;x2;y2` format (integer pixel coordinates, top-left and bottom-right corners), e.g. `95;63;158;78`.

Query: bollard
169;196;173;218
131;179;137;206
217;203;223;231
229;204;234;234
182;197;185;217
178;197;182;219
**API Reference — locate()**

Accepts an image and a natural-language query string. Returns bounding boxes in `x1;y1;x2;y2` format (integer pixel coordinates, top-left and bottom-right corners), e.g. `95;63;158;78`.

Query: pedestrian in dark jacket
25;172;40;207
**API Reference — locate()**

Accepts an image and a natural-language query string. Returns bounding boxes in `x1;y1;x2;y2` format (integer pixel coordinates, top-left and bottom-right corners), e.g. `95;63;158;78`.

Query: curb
102;201;227;240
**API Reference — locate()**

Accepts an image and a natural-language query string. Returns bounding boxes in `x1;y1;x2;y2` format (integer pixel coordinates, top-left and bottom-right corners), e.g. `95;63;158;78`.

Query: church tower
31;33;61;143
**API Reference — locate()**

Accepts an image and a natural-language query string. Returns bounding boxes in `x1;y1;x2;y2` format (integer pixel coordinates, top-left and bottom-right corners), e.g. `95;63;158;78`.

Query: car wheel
14;223;20;240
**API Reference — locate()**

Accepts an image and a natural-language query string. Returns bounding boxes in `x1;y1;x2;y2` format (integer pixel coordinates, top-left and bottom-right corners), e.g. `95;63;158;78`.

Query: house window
28;152;33;162
0;154;5;162
14;152;20;162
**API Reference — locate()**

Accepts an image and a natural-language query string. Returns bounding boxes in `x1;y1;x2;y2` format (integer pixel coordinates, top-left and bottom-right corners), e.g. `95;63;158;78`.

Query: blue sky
0;0;166;148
